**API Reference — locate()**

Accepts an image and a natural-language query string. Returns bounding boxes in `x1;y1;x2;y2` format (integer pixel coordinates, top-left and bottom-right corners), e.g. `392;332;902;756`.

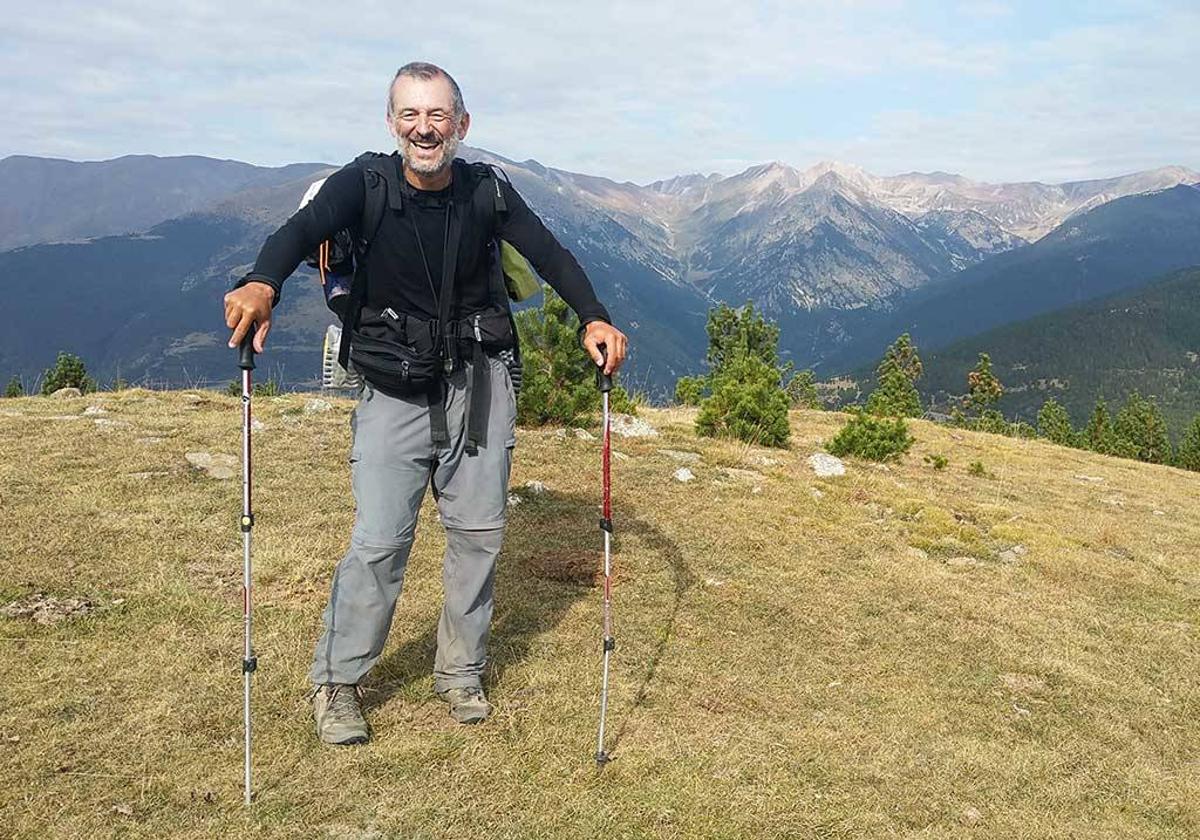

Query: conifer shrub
674;375;705;407
1037;398;1076;446
1175;416;1200;471
225;378;282;397
827;409;913;462
3;376;22;398
689;302;791;447
1082;398;1137;458
785;369;822;409
1114;391;1172;464
40;352;95;395
515;288;636;427
866;334;923;417
695;352;790;447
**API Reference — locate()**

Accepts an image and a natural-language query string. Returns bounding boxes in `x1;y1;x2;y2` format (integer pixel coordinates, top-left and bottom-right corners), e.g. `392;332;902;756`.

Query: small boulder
572;428;595;440
304;399;332;414
49;387;82;399
613;451;631;462
523;480;547;495
610;413;658;438
251;419;266;432
807;453;846;477
673;468;696;483
82;405;107;416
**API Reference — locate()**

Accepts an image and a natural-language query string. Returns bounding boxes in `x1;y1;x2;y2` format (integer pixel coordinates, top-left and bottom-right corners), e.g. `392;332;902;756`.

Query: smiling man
222;62;628;744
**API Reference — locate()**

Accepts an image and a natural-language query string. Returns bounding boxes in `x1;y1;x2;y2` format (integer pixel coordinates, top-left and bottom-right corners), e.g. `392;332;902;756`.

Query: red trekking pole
594;347;615;766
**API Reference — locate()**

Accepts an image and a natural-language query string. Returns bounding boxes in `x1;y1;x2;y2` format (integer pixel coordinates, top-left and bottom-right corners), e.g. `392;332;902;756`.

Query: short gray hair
386;62;465;120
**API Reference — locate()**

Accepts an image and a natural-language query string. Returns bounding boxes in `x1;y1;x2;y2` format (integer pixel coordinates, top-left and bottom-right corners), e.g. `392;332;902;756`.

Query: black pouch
349;307;442;397
459;308;517;351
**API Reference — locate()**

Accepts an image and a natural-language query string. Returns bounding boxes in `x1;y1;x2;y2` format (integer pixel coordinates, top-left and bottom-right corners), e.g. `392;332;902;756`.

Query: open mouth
409;137;442;152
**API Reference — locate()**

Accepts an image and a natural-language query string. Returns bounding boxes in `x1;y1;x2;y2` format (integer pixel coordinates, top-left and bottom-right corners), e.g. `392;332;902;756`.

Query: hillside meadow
0;390;1197;838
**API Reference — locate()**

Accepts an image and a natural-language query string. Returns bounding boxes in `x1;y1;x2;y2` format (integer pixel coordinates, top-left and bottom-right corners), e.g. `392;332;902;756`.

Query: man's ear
457;112;471;140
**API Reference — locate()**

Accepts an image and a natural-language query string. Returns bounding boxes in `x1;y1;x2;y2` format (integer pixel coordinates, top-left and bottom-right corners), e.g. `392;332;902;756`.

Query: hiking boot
436;685;492;724
311;683;369;745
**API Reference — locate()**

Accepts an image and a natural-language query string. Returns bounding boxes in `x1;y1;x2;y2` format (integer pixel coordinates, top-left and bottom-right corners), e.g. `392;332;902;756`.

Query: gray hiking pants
309;353;517;691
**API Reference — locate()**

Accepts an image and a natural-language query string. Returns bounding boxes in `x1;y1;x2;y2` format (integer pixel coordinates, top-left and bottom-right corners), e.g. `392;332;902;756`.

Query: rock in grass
573;428;595;440
49;387;82;399
304;398;333;414
807;453;846;477
186;452;237;480
673;467;696;483
610;414;658;438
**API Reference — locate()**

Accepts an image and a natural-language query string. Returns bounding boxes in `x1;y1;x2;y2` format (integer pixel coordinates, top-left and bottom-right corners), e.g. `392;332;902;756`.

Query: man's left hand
582;321;629;376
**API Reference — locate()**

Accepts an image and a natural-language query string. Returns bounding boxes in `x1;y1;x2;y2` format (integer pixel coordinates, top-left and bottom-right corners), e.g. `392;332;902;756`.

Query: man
223;62;628;745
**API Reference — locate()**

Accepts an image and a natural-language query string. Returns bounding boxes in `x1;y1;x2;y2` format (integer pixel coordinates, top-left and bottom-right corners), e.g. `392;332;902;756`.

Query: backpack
302;153;540;324
305;152;531;449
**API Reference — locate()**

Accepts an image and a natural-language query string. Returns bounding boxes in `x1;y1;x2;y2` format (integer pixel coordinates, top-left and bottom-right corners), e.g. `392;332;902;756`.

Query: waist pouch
349;307;516;399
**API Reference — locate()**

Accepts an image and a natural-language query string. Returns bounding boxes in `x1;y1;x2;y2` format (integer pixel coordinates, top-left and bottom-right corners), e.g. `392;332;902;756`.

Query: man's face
388;74;470;176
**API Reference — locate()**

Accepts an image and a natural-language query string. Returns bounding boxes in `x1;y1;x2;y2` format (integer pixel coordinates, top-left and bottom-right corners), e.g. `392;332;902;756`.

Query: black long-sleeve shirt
242;154;611;327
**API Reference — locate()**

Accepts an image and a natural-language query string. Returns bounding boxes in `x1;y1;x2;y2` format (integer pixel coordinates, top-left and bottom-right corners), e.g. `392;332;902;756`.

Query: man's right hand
224;281;275;353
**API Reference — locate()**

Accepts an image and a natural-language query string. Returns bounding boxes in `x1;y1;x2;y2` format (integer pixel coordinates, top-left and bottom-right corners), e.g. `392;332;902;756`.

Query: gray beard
399;133;460;176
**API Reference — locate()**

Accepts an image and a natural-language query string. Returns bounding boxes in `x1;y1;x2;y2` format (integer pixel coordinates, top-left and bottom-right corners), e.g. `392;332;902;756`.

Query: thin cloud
0;0;1195;184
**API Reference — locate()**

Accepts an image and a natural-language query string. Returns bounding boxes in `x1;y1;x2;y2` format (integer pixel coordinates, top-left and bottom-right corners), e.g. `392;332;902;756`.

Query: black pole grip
238;329;257;371
595;345;613;393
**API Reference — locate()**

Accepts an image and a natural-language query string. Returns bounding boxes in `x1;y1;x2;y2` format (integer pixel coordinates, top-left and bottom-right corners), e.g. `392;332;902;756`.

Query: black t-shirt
243;155;611;327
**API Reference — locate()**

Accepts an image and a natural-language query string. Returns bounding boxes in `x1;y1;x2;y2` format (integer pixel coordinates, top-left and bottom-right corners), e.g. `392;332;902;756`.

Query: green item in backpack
500;240;541;301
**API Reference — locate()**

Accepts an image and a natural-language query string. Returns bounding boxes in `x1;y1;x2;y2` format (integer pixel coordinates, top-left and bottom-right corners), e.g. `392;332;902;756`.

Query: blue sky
1;0;1196;184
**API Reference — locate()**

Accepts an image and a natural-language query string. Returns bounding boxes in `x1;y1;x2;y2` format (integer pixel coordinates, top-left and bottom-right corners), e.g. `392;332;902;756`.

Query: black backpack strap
337;156;393;370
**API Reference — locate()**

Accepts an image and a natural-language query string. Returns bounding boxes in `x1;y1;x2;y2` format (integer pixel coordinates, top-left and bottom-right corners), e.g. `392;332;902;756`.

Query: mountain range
1;149;1197;399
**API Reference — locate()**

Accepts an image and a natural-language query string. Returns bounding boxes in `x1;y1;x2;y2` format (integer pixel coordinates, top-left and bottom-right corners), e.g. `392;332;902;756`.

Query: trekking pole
594;346;615;766
237;332;258;805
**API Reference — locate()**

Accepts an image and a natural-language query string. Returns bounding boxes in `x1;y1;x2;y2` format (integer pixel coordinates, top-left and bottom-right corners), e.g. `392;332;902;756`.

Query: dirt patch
1;593;94;624
521;549;619;586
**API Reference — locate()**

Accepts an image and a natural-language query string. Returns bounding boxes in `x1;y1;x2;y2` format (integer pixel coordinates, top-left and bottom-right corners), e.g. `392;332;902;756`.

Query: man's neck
403;163;453;192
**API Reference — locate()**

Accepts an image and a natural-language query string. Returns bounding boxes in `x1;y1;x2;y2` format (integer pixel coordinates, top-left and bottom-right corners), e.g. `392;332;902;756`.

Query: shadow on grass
362;487;695;752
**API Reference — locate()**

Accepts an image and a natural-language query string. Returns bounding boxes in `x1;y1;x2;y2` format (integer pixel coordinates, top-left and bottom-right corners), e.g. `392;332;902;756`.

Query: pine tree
1175;415;1200;471
704;301;781;373
1081;398;1135;457
1037;398;1076;446
696;351;791;447
785;369;822;409
693;302;791;447
674;375;705;407
40;352;96;395
3;376;23;398
1114;391;1172;464
866;334;923;417
966;353;1003;413
515;288;635;426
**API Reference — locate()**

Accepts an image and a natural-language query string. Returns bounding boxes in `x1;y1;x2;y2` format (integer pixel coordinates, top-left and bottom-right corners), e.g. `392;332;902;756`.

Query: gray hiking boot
311;683;369;745
436;685;492;724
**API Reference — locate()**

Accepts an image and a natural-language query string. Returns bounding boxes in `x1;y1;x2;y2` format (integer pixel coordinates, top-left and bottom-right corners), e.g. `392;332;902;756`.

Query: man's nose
414;114;433;135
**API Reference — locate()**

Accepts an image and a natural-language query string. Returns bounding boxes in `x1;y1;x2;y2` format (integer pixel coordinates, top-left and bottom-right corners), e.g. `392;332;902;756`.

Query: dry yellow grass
0;389;1197;839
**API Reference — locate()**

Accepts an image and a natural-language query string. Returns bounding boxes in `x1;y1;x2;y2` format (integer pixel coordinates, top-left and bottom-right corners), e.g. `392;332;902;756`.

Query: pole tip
595;750;611;767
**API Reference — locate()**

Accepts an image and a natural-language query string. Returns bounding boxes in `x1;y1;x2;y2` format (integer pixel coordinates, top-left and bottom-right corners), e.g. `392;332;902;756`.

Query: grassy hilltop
0;390;1197;839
